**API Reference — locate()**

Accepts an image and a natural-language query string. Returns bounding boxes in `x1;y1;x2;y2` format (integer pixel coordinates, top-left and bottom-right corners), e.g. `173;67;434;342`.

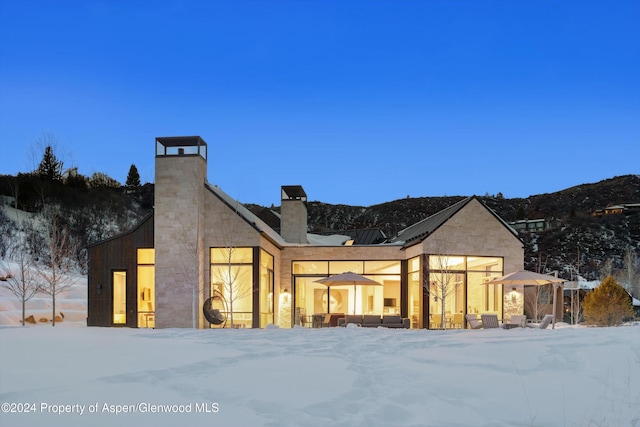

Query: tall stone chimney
280;185;308;244
154;136;207;328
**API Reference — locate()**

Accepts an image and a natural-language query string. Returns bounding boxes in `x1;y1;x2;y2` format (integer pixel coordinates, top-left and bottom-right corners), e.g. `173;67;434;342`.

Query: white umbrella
485;270;567;329
315;271;382;314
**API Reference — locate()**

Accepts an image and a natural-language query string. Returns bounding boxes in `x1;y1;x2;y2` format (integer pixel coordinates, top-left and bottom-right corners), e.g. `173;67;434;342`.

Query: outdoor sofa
338;314;410;328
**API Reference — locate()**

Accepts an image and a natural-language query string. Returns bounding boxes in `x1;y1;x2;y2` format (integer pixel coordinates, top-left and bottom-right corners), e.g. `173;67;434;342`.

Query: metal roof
316;228;387;245
281;185;307;200
156;136;207;147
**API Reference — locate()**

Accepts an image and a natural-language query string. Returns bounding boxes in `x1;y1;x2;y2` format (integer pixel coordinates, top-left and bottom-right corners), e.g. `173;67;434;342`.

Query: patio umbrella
485;270;567;329
314;272;382;314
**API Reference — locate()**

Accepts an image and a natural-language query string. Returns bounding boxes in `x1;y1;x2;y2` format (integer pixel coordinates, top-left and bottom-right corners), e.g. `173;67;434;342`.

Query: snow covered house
87;136;526;329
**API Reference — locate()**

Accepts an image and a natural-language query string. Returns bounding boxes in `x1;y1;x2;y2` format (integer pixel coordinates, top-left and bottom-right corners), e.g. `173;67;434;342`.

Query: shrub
582;276;634;326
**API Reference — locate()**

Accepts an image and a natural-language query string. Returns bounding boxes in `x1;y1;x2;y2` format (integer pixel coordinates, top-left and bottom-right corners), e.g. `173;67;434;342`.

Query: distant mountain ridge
251;174;640;280
2;173;638;281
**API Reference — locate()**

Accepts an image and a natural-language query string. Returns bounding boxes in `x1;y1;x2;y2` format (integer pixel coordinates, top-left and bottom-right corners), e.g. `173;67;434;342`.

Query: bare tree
0;180;41;325
524;284;552;322
38;207;78;326
566;246;583;325
209;201;254;328
178;219;204;329
620;246;639;298
525;254;552;322
427;239;463;330
599;258;615;281
1;222;41;326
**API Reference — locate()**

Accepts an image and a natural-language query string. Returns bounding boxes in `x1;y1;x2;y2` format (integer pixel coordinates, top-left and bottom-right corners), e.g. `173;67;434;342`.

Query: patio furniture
480;314;500;329
527;314;554;329
465;314;483;329
431;314;444;329
503;314;527;329
381;315;410;329
452;313;464;328
339;314;364;327
339;314;410;328
362;315;383;327
312;313;328;328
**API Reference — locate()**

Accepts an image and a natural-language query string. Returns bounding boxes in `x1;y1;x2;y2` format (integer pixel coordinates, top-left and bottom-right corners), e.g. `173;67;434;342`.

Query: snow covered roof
306;233;351;246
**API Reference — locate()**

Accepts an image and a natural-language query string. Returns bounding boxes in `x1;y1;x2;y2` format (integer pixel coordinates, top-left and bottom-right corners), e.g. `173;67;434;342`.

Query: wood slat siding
87;215;154;327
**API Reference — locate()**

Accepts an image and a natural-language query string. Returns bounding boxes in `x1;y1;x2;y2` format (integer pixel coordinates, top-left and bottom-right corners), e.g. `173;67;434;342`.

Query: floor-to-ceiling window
210;247;253;328
428;255;503;329
292;260;401;327
259;249;274;328
466;257;503;321
137;248;155;328
408;256;422;329
112;271;127;325
428;255;465;329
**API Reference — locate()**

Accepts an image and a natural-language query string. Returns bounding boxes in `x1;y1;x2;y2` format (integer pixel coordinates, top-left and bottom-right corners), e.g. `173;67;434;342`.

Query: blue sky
1;0;638;207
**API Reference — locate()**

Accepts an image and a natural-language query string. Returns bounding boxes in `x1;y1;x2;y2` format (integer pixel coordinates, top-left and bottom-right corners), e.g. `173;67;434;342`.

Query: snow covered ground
1;323;639;427
1;263;640;426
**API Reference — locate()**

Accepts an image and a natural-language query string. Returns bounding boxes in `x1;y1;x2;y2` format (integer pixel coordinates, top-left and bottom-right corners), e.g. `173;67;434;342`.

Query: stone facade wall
422;198;525;317
281;200;308;244
422;199;523;272
154;155;207;328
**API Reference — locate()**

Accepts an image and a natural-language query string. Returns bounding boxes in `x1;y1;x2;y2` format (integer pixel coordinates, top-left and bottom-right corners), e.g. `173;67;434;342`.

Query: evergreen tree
126;164;141;187
36;146;63;182
582;276;634;326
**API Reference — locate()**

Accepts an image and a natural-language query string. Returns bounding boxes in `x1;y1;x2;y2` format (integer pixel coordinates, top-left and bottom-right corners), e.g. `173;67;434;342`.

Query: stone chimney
154;136;207;328
280;185;308;244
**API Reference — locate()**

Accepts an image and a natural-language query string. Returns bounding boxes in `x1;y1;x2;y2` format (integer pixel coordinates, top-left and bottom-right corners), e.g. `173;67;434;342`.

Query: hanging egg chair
203;290;228;327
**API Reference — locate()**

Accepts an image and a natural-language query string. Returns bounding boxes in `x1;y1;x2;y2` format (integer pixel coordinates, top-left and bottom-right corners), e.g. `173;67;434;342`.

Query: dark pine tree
126;164;141;187
36;146;63;182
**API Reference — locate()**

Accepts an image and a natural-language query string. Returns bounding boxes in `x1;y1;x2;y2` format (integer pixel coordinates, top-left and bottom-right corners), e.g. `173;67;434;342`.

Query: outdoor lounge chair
527;314;554;329
480;314;500;329
465;314;483;329
503;314;527;329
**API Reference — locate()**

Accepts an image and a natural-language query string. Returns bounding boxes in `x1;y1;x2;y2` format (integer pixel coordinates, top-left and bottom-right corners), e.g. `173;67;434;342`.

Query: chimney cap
281;185;307;201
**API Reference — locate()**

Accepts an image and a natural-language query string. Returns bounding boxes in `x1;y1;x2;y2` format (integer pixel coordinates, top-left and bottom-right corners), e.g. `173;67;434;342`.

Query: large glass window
408;256;422;329
466;257;503;319
137;248;155;328
259;249;274;328
210;247;253;328
292;260;401;327
429;271;465;329
293;261;328;275
429;255;503;329
112;271;127;324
